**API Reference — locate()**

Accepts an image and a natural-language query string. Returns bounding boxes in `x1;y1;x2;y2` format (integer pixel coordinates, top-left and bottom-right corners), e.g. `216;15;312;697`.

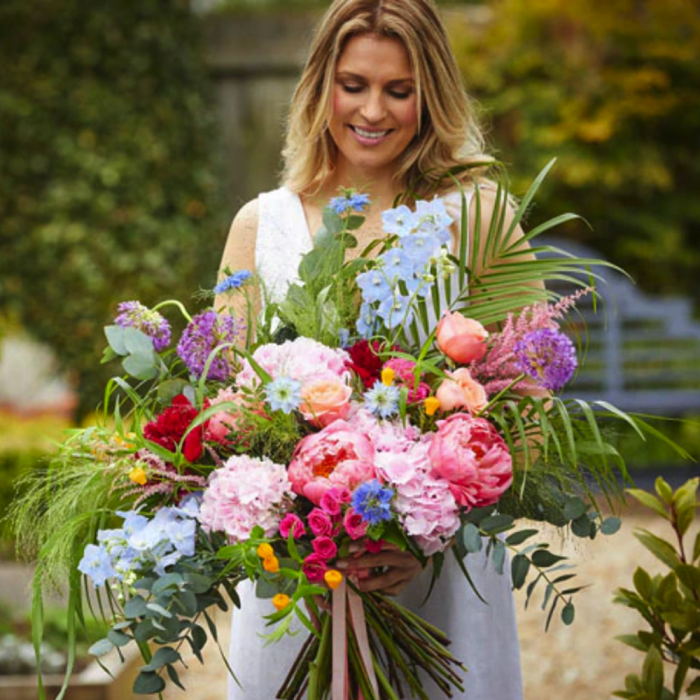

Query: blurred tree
0;0;227;418
449;0;700;309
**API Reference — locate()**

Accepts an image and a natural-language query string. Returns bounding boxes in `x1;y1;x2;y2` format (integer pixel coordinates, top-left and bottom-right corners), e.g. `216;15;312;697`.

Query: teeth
353;127;389;139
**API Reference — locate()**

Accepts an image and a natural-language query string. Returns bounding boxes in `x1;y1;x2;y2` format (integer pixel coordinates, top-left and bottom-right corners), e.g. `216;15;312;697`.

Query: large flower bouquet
11;162;687;700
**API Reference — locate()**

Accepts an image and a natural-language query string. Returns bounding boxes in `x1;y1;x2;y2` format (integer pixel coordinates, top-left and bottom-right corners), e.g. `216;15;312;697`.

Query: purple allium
514;328;577;392
352;479;394;525
177;310;244;381
114;301;171;352
213;270;253;295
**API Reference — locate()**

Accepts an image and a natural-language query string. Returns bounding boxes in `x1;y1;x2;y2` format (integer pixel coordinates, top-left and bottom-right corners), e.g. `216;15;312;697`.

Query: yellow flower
263;556;280;573
424;396;440;417
257;543;274;560
128;467;147;485
272;594;290;611
324;569;343;590
381;366;395;386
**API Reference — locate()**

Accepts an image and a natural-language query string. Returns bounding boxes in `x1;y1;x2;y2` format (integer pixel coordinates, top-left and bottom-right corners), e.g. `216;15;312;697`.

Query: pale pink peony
428;413;512;509
348;408;420;453
287;420;376;504
436;313;489;364
300;378;352;427
436;368;488;414
198;455;292;543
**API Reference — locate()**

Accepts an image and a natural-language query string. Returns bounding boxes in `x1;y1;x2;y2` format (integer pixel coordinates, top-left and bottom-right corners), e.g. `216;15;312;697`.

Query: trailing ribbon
331;579;379;700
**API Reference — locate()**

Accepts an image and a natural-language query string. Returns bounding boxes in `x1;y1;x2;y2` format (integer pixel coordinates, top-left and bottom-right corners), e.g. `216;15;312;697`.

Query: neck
322;162;402;209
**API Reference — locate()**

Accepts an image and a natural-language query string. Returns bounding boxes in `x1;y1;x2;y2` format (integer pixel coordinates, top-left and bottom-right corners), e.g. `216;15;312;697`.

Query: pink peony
308;508;334;536
436;368;488;414
436;313;489;364
300;379;352;427
312;536;338;560
279;513;306;539
302;553;329;583
348;408;420;453
287;420;376;504
198;455;292;543
344;508;369;540
428;413;512;509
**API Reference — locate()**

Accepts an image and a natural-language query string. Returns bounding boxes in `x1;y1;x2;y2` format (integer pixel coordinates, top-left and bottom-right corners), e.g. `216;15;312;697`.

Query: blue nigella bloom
265;377;303;413
214;270;253;295
364;383;400;418
330;192;371;215
352;480;394;525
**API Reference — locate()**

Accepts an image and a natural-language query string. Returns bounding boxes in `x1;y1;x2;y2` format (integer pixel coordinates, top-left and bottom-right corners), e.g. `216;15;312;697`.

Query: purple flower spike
115;301;171;352
514;328;577;392
177;310;244;381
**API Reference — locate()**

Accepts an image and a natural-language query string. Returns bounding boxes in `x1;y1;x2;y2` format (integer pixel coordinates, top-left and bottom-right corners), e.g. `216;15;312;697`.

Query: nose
359;90;386;124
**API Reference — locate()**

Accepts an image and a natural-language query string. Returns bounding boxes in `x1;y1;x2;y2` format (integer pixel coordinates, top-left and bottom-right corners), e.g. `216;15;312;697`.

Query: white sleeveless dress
227;186;524;700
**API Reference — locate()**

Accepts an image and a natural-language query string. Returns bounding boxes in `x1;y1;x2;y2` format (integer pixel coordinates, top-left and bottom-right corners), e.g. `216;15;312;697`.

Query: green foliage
0;0;227;418
449;0;700;309
613;477;700;699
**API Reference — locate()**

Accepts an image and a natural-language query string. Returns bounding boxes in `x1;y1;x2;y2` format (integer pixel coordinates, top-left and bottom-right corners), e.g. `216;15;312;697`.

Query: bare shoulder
219;198;259;275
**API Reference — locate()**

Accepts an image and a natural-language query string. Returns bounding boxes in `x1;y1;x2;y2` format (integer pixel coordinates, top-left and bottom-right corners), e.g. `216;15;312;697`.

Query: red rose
143;394;207;463
346;340;398;389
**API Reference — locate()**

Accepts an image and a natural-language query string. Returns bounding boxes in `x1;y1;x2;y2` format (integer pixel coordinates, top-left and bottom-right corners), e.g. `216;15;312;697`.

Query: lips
350;125;392;140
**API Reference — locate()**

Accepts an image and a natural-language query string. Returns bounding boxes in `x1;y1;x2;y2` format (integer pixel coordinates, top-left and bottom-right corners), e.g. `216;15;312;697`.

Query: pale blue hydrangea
265;377;302;413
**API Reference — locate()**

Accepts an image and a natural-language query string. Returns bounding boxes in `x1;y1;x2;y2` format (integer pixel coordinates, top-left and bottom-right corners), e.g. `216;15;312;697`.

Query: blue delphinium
213;270;253;295
352;480;394;525
514;328;577;392
78;544;116;587
364;383;400;418
265;377;303;414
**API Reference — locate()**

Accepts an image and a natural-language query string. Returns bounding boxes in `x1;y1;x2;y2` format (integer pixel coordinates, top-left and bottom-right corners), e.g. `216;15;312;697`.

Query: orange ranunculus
263;556;280;573
424;396;441;416
257;543;274;560
272;593;290;611
128;467;148;485
324;569;343;590
381;366;395;386
436;368;488;414
435;312;488;364
299;379;352;428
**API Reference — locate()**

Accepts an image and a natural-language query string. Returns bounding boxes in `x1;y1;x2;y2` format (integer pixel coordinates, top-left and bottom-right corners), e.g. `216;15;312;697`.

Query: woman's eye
389;90;412;100
342;85;363;94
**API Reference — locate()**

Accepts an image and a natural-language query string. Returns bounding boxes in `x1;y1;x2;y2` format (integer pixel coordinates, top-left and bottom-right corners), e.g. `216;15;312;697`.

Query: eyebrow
335;71;415;86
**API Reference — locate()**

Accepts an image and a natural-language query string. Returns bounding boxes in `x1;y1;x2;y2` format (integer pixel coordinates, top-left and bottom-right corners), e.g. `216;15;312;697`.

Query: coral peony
436;368;488;414
436;313;488;364
300;379;352;427
428;413;512;509
287;421;376;504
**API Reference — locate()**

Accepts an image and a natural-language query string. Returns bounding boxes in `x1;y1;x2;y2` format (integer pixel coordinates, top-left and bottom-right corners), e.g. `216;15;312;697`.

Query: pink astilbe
470;288;592;396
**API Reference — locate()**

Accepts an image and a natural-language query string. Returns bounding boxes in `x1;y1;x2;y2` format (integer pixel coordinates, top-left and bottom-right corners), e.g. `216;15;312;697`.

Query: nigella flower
214;270;253;295
114;301;171;352
352;479;394;525
364;383;400;418
330;191;371;215
177;310;244;381
265;377;302;413
514;327;577;392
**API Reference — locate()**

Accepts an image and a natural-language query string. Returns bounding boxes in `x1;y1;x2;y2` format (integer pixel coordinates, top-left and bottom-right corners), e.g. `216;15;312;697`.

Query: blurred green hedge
0;0;228;418
450;0;700;308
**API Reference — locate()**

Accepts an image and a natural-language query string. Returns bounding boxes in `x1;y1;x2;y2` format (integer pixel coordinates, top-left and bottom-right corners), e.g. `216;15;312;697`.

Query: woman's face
328;33;418;181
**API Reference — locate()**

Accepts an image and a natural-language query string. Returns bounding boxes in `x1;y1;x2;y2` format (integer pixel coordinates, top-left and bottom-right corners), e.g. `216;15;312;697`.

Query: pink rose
300;379;352;427
312;536;338;560
279;513;306;539
302;553;329;583
344;508;369;540
308;508;334;536
428;413;512;510
436;368;488;414
320;488;344;517
436;313;488;364
287;421;376;504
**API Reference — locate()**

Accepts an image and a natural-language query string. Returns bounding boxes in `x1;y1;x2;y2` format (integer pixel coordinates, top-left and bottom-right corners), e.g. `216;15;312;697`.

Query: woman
219;1;525;698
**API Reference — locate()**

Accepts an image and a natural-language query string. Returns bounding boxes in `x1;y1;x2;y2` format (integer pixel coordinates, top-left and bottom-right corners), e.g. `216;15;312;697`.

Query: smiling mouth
350;126;392;140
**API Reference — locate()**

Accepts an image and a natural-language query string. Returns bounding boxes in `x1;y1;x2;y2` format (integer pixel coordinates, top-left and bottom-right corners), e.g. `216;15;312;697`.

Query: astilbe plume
470;288;592;396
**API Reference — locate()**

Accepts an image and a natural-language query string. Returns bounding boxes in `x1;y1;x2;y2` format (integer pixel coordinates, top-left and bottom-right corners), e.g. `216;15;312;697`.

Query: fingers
336;548;416;572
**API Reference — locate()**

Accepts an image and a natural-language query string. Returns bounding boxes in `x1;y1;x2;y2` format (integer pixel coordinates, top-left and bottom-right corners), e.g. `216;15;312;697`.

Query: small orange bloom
128;467;148;485
263;556;280;573
324;569;343;590
257;543;274;560
381;367;395;386
424;397;440;417
272;594;290;611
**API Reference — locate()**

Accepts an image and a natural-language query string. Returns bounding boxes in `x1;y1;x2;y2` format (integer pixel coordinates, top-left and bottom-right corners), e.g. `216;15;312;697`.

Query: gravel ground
161;501;696;700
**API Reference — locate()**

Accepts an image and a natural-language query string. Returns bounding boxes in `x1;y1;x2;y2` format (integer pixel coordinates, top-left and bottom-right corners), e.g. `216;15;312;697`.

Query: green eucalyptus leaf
122;326;156;355
561;602;575;625
562;497;586;521
88;638;114;657
572;514;594;539
479;513;514;535
601;517;622;535
506;529;539;546
122;352;159;381
124;596;149;619
511;554;530;590
532;549;567;568
142;646;181;671
104;325;128;355
183;573;214;595
107;629;131;647
133;671;166;694
462;523;483;553
152;573;184;596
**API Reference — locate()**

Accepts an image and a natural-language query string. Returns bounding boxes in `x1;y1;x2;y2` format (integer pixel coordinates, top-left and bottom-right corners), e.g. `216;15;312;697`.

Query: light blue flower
330;192;371;215
117;510;149;538
364;383;401;418
356;304;378;339
338;328;351;347
415;198;453;230
78;544;116;587
377;248;416;286
376;293;412;330
382;204;419;237
165;518;197;557
357;268;393;304
265;377;303;413
401;231;441;265
214;270;253;295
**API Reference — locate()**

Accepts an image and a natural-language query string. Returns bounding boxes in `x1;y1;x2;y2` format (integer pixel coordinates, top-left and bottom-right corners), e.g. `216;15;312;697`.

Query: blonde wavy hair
282;0;493;197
